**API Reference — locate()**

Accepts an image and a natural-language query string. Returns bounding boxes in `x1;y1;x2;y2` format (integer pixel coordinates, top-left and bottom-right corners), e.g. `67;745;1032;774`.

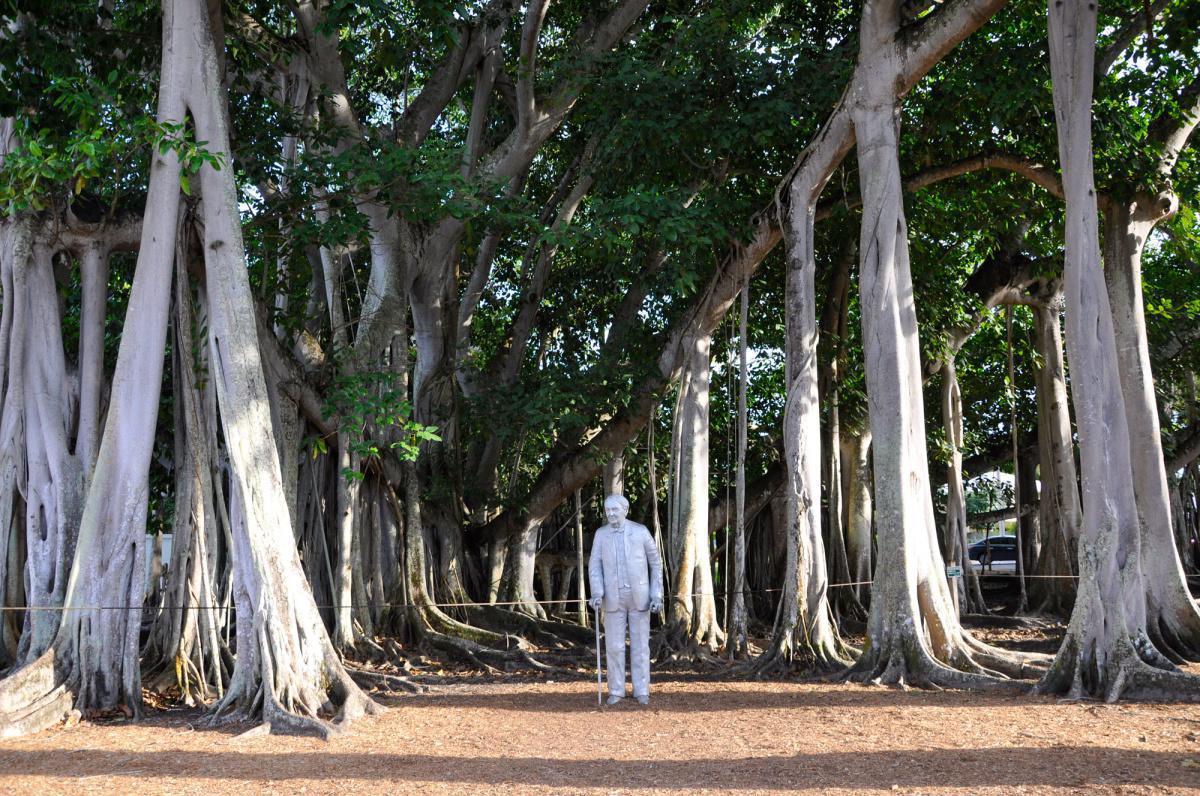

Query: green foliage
323;371;441;480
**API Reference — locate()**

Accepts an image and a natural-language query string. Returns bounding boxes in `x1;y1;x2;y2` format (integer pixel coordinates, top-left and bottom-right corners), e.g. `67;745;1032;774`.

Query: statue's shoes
606;694;624;705
635;695;649;706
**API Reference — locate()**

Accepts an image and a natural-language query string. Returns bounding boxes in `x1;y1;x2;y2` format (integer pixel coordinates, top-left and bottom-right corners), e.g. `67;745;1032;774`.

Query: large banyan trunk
1102;200;1200;661
941;358;987;615
0;8;188;731
1037;0;1200;701
0;207;113;671
845;0;1041;688
841;428;873;606
7;237;85;666
666;334;723;651
752;144;852;674
410;265;473;606
0;0;379;739
1030;293;1080;615
144;257;232;704
172;0;378;733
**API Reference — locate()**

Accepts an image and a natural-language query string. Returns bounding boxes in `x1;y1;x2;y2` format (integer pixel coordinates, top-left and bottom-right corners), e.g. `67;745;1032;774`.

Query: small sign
945;565;963;578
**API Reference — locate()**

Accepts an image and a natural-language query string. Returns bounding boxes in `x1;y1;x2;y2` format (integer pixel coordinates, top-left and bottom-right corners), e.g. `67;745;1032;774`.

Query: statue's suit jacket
588;521;664;612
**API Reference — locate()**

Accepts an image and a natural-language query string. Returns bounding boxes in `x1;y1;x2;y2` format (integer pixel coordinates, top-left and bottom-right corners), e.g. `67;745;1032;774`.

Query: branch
254;302;333;437
908;152;1064;199
1168;423;1200;474
481;0;649;183
516;0;552;133
1096;0;1172;77
815;150;1066;219
707;459;784;533
497;156;596;386
580;0;651;60
1151;74;1200;179
901;0;1009;92
394;6;508;148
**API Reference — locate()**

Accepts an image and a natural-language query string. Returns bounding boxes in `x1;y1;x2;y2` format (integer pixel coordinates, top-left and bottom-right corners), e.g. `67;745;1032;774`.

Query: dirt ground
2;625;1200;795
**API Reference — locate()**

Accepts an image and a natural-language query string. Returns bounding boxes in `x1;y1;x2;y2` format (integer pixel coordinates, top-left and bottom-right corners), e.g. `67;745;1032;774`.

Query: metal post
594;604;603;706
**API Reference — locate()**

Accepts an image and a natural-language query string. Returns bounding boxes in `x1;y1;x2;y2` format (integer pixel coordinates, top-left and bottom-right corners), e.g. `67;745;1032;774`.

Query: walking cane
593;603;603;706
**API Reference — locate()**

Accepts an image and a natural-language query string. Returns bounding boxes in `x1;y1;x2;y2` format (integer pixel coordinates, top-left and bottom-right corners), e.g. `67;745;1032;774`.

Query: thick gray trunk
846;0;1036;687
1038;0;1197;701
667;334;723;649
1103;201;1200;660
841;429;873;605
941;358;986;614
176;0;377;734
1031;296;1081;614
756;157;849;671
0;9;189;732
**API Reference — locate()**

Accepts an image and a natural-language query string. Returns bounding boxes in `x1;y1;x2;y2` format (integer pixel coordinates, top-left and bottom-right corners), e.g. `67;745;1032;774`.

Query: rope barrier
0;572;1084;612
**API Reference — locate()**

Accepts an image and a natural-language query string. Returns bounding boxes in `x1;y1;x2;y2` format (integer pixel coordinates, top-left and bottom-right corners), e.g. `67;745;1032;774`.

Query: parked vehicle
967;535;1018;576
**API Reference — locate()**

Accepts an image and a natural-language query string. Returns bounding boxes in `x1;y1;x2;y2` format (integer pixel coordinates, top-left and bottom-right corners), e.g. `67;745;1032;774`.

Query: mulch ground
2;624;1200;795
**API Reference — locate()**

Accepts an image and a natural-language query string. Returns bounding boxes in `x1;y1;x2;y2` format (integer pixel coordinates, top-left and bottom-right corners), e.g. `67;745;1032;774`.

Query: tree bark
0;4;188;732
941;358;987;614
841;428;874;606
753;146;851;673
1102;199;1200;660
666;334;723;651
1030;295;1080;614
846;0;1040;688
1037;0;1200;701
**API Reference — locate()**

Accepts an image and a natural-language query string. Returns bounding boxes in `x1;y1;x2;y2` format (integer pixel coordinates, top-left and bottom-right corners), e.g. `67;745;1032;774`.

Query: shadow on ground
0;746;1192;790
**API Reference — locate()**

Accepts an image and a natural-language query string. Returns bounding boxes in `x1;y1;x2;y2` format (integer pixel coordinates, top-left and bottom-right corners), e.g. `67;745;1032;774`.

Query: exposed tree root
420;603;510;647
1036;631;1200;703
742;631;856;678
462;605;592;647
955;633;1051;679
960;613;1056;630
1146;601;1200;664
656;634;725;667
420;629;578;677
845;641;1028;694
345;664;427;694
0;649;77;738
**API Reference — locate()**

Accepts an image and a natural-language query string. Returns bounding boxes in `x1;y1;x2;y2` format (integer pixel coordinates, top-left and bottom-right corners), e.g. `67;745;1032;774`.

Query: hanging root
0;648;78;738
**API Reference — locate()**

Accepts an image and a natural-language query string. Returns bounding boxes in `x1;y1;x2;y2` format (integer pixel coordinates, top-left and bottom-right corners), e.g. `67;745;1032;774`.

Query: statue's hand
589;597;603;610
649;600;663;613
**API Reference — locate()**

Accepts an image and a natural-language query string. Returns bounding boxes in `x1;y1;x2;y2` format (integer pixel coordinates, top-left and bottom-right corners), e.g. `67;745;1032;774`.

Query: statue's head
603;494;629;527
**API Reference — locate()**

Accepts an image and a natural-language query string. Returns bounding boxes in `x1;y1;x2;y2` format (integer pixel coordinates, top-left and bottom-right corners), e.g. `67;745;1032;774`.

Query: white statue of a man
588;494;663;705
